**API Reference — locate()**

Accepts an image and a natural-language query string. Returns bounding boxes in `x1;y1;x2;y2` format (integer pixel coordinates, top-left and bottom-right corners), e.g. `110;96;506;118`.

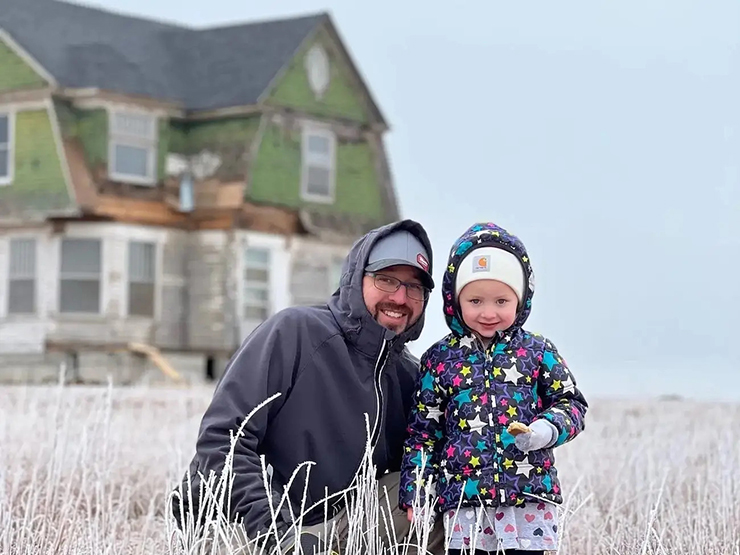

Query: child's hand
514;419;558;452
407;508;414;522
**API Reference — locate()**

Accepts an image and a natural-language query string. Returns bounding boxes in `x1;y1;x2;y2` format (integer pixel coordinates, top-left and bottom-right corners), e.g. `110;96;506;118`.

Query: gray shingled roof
0;0;325;111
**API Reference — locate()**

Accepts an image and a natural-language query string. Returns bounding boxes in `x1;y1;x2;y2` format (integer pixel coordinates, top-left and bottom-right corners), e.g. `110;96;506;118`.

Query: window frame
7;237;36;315
127;240;157;318
243;247;271;322
0;111;14;186
58;238;102;314
300;124;336;204
108;109;158;185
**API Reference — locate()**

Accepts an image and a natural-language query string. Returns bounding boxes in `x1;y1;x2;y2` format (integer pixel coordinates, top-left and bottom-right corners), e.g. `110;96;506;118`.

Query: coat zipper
369;338;391;448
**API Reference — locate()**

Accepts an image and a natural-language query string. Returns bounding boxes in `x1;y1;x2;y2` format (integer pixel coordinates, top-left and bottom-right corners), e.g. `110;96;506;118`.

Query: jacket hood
442;222;535;337
328;219;434;355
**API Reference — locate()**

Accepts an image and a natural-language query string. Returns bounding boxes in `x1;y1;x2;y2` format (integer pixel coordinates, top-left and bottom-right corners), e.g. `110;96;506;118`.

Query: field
0;382;738;554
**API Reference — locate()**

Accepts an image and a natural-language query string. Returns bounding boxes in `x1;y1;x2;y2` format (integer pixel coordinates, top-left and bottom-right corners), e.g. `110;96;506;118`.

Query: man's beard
374;302;413;333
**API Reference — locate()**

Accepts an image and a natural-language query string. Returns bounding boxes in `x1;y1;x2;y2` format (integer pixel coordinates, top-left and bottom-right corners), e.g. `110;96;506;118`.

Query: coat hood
442;222;535;337
328;219;434;355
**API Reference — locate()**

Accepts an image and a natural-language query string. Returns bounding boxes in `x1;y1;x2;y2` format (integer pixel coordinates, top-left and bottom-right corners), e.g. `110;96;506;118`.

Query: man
173;219;441;553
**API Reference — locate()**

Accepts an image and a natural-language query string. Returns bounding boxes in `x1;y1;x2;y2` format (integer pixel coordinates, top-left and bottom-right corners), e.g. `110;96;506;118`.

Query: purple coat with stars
399;222;588;513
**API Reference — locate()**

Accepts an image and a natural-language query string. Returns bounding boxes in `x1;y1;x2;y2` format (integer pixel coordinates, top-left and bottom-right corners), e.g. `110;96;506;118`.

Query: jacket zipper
369;338;391;448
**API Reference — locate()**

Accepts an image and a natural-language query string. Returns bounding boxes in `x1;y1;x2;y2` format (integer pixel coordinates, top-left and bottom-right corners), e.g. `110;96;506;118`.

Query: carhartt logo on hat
365;230;434;289
472;255;490;273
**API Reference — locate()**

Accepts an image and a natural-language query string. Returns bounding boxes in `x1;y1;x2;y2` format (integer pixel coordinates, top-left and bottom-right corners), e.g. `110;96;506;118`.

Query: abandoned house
0;0;400;384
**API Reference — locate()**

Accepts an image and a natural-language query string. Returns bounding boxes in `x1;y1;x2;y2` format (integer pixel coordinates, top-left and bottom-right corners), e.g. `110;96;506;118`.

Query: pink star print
452;376;462;387
500;398;508;406
446;446;456;458
480;393;488;405
544;459;551;469
516;348;527;357
464;450;471;457
553;485;560;494
498;415;508;425
436;363;445;373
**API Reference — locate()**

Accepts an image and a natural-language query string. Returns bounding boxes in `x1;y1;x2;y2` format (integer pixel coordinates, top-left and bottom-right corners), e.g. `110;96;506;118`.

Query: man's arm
172;311;302;539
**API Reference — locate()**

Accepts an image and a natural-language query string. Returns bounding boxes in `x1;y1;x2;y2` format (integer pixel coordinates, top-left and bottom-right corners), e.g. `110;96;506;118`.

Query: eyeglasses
366;272;430;301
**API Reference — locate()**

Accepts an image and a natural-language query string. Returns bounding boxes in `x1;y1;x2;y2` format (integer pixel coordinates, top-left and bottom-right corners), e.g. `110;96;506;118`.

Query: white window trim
107;108;158;186
300;123;336;204
0;110;15;186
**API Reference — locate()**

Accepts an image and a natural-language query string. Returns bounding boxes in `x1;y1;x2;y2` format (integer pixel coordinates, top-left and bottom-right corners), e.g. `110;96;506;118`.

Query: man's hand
514;419;558;453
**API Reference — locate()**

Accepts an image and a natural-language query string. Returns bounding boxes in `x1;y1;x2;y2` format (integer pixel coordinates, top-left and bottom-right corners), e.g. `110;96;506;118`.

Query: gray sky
89;0;739;401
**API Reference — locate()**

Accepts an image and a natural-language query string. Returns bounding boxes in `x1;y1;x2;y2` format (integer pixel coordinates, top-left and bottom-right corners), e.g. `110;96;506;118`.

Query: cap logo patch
472;255;490;273
417;253;429;271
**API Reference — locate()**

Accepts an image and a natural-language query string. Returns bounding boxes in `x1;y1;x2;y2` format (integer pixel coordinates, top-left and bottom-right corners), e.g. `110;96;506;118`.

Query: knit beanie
455;247;525;304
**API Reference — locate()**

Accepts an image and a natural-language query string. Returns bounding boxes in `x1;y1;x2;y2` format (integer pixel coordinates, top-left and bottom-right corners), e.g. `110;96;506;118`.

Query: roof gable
0;0;326;110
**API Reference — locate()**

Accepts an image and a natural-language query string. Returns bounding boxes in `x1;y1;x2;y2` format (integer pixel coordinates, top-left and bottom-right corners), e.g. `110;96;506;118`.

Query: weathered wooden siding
289;237;349;306
186;230;238;351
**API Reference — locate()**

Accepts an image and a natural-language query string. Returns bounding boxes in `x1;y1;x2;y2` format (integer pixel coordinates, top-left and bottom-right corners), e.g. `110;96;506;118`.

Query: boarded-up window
128;241;156;317
0;113;11;183
301;126;335;202
60;238;101;313
244;247;270;321
109;111;157;184
8;238;36;314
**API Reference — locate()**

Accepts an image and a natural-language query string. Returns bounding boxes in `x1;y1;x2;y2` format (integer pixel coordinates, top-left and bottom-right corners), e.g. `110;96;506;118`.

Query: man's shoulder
264;304;341;343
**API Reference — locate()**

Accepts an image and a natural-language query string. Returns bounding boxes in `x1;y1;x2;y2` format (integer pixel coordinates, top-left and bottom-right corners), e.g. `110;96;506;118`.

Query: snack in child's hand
507;421;531;436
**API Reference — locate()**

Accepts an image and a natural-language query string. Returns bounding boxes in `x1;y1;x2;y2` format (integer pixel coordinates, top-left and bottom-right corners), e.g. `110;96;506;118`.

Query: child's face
458;279;519;341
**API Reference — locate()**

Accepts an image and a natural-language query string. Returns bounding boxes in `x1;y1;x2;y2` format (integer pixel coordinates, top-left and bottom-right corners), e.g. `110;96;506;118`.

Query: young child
399;222;588;555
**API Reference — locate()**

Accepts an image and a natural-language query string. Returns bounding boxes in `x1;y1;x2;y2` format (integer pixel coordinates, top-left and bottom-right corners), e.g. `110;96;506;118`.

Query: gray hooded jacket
174;219;433;537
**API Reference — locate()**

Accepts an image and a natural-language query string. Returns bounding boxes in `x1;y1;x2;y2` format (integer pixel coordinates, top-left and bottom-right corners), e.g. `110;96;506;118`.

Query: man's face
362;265;426;334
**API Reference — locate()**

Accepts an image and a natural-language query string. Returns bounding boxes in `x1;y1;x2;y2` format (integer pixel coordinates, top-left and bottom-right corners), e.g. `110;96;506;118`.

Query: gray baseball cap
365;230;434;289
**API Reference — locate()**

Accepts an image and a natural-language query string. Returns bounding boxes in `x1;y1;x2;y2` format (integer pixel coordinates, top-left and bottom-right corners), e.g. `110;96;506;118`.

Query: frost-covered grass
0;382;737;554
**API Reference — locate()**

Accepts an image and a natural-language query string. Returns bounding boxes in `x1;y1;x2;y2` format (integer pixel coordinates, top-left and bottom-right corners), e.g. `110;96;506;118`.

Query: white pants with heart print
443;502;559;552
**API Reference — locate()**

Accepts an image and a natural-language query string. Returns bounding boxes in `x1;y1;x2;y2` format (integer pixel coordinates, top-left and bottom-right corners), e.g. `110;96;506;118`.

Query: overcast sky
88;0;739;401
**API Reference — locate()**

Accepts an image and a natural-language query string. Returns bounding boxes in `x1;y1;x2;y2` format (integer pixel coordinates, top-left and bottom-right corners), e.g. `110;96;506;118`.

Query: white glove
514;419;558;453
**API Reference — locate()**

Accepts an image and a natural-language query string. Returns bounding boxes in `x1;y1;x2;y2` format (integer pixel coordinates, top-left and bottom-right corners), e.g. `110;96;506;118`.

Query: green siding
0;40;47;92
249;123;383;220
266;33;369;123
54;101;108;169
0;109;72;214
170;117;261;180
157;118;170;181
76;109;108;168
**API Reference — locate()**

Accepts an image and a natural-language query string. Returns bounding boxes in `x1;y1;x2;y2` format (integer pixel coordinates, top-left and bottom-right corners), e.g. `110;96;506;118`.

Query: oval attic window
305;44;330;98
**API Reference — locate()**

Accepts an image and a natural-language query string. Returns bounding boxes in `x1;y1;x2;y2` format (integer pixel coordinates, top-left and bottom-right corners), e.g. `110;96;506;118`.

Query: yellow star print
469;456;481;467
459;419;468;430
493;367;502;377
461;366;472;376
503;458;514;470
506;406;517;417
552;380;562;391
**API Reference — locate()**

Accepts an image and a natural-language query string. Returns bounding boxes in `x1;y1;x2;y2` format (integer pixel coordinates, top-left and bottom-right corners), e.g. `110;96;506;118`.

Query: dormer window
109;111;157;185
300;124;336;203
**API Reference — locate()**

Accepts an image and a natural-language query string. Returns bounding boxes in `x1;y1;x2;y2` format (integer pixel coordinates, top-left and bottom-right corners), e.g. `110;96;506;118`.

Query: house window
60;238;101;313
109;111;157;184
301;126;336;202
244;247;270;321
0;113;12;185
8;238;36;314
128;241;156;317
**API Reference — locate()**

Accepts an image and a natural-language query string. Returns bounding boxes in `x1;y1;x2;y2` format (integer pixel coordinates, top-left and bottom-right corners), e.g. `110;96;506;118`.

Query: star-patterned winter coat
399;223;588;513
